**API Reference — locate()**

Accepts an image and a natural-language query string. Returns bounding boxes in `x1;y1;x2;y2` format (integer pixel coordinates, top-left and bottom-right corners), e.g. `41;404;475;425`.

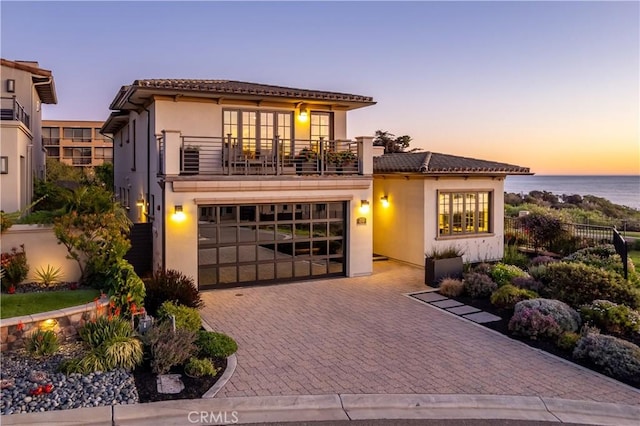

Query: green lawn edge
1;289;101;319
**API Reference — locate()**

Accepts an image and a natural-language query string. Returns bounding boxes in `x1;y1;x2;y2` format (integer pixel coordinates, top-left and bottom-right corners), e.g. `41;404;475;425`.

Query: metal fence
504;216;629;279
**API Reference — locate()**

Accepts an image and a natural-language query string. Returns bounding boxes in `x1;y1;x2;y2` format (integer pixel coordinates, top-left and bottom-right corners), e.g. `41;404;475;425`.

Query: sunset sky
2;1;638;175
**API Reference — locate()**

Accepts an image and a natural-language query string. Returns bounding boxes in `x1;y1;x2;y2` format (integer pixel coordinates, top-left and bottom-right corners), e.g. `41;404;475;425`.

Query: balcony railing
159;134;362;176
1;96;30;129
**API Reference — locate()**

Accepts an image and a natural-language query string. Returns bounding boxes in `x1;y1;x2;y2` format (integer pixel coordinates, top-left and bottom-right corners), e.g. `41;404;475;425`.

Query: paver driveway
200;261;640;405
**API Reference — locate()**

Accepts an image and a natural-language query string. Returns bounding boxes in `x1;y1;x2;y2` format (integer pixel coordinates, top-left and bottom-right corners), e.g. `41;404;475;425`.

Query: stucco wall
0;124;32;213
372;177;426;266
0;225;81;284
424;177;505;264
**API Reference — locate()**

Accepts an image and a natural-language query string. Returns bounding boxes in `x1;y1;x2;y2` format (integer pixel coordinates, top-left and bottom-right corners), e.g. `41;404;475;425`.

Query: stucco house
1;58;57;212
103;78;530;289
102;79;376;289
373;152;531;265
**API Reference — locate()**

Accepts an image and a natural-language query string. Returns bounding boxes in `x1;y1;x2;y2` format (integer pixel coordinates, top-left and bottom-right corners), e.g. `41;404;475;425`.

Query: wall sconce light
172;205;186;222
6;79;15;93
136;198;145;207
380;195;389;208
359;200;370;214
298;107;308;123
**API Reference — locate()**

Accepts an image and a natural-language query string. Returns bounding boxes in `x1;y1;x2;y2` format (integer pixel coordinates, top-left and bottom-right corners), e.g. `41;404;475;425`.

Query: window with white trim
438;191;491;236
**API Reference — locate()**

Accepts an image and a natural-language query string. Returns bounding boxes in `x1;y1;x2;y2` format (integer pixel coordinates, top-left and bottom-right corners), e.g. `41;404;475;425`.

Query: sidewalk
3;394;640;425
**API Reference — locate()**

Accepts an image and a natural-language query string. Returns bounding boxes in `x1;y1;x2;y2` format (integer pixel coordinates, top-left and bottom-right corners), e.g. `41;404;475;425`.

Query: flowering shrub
25;330;59;357
490;285;538;310
509;298;581;340
463;272;497;298
1;245;29;290
518;212;567;253
541;262;640;308
580;300;640;340
573;333;640;386
509;307;561;340
564;244;634;279
502;245;529;269
103;259;145;318
557;331;580;351
529;256;557;267
439;278;464;297
490;263;528;287
157;301;202;332
511;276;543;293
144;322;197;374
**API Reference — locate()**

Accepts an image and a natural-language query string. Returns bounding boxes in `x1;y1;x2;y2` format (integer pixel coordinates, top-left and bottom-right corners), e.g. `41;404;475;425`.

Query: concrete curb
202;353;237;398
3;394;639;425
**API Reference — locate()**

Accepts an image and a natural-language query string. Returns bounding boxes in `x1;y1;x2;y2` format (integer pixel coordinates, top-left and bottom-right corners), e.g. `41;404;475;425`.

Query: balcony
1;96;30;129
158;134;363;177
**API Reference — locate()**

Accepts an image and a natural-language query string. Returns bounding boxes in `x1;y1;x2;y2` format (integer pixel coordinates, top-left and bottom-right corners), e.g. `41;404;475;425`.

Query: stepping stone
431;299;464;309
412;292;448;303
462;311;502;324
446;305;481;315
157;374;184;394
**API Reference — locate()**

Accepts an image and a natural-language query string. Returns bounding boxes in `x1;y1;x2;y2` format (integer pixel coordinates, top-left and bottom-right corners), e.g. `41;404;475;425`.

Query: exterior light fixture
40;318;58;331
172;205;186;222
381;195;389;208
298;107;308;123
136;198;145;207
359;200;370;214
6;79;15;93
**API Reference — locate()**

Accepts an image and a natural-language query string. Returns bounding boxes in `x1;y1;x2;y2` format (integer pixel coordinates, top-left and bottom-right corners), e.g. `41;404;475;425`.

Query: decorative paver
446;305;481;315
199;261;640;405
431;299;464;309
412;292;447;303
462;311;503;324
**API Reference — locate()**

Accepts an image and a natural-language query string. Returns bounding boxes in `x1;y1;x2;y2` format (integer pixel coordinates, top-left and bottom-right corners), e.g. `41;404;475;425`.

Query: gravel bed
0;343;138;415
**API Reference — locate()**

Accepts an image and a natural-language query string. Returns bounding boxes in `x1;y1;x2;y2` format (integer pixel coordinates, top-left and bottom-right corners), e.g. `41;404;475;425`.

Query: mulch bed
133;357;227;403
439;292;640;390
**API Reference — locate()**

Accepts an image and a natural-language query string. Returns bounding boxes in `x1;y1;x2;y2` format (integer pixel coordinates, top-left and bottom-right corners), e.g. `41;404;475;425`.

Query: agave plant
34;264;63;288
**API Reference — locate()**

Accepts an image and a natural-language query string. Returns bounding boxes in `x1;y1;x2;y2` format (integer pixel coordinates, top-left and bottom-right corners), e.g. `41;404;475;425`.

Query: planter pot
425;256;463;287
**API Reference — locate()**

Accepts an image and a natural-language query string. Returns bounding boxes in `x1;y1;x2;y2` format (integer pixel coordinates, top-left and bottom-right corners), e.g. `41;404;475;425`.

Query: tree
373;130;417;154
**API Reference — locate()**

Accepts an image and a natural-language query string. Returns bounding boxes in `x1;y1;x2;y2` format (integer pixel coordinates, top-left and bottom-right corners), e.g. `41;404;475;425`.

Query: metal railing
1;96;30;129
613;228;629;279
504;216;614;254
160;134;361;176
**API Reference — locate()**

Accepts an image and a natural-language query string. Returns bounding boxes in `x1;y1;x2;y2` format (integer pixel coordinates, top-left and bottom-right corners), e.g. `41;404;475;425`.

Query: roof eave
101;111;130;134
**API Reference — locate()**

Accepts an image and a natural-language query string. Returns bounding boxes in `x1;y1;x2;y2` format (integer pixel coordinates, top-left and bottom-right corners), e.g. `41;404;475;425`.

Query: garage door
198;202;346;289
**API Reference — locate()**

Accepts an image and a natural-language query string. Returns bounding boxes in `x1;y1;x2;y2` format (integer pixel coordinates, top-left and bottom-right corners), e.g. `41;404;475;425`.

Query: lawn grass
621;231;640;238
1;289;100;319
629;250;640;269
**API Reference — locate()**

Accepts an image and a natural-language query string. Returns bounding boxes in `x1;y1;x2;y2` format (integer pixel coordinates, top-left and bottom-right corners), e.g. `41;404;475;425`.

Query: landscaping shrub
196;330;238;359
573;333;640;386
157;301;202;332
502;245;529;269
509;298;581;340
438;278;464;297
529;256;557;267
471;263;492;275
184;357;219;378
33;264;63;288
102;259;145;318
1;245;29;290
518;212;567;253
580;300;640;340
463;272;497;298
527;265;548;282
557;331;580;351
541;262;640;309
25;330;59;357
564;244;633;279
69;316;143;373
490;285;538;310
511;276;543;293
490;263;528;287
143;269;203;316
144;322;197;374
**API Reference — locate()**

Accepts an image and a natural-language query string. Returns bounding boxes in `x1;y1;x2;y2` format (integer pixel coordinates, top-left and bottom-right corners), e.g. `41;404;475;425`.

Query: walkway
199;261;640;405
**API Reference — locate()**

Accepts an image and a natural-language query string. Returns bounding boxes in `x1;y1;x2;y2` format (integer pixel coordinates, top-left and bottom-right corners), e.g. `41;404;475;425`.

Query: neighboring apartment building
102;79;377;289
0;58;56;212
42;120;113;167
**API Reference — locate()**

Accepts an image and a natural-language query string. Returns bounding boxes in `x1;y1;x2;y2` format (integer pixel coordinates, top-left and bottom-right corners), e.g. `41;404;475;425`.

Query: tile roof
373;152;531;175
1;58;57;104
131;79;374;103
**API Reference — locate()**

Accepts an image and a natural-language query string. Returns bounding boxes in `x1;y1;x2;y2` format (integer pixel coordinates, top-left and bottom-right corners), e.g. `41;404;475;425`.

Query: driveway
199;261;640;405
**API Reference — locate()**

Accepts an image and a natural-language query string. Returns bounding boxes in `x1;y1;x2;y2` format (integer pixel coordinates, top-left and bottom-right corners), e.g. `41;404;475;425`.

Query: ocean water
504;175;640;210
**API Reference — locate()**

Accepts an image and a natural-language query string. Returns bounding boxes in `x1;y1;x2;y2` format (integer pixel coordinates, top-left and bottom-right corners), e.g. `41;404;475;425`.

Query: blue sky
2;1;638;174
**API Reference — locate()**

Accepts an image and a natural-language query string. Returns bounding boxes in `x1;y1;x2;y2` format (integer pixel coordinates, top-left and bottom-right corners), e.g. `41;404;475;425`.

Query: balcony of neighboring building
157;132;370;178
1;96;30;130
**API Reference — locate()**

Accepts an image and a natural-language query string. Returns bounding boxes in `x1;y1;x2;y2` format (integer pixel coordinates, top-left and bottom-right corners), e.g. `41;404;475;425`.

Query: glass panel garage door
198;202;346;289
